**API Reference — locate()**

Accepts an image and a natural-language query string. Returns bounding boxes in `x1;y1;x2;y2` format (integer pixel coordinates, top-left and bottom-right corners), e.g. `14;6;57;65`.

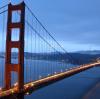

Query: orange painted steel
5;2;25;91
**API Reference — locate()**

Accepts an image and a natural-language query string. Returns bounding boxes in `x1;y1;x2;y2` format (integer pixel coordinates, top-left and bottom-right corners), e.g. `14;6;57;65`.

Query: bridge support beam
5;2;25;92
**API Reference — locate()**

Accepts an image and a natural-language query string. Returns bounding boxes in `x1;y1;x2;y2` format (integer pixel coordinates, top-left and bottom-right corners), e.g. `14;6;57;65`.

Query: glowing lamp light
31;83;34;87
0;87;2;91
48;74;50;76
14;82;18;87
26;85;29;88
54;72;57;74
26;92;29;95
11;90;14;93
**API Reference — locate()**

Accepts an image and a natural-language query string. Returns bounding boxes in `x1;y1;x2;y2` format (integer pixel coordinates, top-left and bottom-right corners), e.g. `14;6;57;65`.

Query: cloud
1;0;100;52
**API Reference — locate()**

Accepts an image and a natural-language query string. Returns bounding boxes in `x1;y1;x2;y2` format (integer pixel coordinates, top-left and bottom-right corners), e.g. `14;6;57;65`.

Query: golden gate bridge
0;1;99;99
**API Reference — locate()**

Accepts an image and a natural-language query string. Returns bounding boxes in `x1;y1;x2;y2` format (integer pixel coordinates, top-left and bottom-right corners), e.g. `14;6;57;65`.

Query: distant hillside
69;52;100;64
75;50;100;55
0;51;100;65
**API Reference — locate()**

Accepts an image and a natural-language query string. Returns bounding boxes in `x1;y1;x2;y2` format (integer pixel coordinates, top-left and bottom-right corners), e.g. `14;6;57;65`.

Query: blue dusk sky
0;0;100;52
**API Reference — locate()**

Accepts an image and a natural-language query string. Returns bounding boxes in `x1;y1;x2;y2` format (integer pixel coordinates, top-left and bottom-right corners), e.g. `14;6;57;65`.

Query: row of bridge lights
5;71;65;88
1;68;72;96
2;69;67;88
10;82;35;95
39;68;69;79
0;83;35;96
38;69;67;79
0;70;62;91
0;66;83;92
9;66;80;94
0;83;18;96
0;71;64;95
1;66;91;96
0;68;70;95
38;69;66;78
1;65;94;93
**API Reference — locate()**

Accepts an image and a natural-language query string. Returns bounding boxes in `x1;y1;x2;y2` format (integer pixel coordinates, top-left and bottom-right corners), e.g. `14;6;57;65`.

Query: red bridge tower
5;2;25;92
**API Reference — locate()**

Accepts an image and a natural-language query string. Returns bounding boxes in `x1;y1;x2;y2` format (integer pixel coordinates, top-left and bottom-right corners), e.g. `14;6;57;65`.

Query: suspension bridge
0;2;100;99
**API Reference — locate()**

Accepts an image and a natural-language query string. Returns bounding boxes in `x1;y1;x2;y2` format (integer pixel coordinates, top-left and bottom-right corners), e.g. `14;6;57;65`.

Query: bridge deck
0;62;100;98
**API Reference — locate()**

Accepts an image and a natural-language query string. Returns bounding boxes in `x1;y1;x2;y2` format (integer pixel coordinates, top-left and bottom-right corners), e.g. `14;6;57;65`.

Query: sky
0;0;100;52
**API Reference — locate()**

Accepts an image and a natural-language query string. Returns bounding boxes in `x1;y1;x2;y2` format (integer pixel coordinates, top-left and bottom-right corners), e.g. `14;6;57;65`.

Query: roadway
0;62;100;98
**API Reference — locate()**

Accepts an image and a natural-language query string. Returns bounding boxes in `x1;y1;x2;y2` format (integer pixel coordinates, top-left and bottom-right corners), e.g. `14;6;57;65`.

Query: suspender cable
0;4;8;10
25;4;79;64
0;10;8;15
